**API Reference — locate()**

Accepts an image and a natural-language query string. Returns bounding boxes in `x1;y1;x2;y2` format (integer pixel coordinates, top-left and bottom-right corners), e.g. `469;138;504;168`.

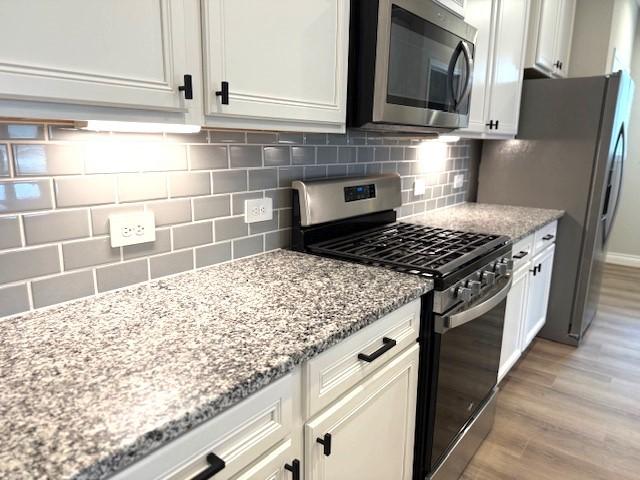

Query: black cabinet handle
554;60;561;69
485;120;495;130
316;433;332;456
537;263;542;274
284;459;301;480
495;120;499;130
190;452;225;480
357;337;397;363
542;234;555;241
513;251;529;259
530;266;537;276
216;81;229;105
179;74;193;100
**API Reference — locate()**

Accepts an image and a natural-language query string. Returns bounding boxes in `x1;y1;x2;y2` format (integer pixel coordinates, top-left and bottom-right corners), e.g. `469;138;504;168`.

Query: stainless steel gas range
291;173;513;480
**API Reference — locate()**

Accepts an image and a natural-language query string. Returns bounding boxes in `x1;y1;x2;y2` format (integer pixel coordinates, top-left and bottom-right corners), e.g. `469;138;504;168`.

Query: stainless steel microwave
348;0;477;134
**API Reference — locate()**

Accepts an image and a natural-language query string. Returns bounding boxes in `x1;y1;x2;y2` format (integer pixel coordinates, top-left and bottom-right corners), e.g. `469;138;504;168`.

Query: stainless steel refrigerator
477;71;633;346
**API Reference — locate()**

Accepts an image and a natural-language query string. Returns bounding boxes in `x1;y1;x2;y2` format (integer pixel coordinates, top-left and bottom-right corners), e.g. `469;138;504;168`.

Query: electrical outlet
414;178;426;196
109;211;156;247
454;174;464;189
245;197;273;223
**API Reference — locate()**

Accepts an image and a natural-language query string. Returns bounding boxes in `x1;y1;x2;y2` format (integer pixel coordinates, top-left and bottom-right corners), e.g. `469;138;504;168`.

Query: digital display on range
344;184;376;202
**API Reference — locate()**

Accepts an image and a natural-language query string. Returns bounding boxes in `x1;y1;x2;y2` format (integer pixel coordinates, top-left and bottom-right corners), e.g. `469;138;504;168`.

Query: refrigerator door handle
602;124;625;244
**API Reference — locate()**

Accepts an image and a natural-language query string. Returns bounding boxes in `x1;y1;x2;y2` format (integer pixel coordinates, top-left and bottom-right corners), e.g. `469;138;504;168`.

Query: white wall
608;0;639;70
607;16;640;263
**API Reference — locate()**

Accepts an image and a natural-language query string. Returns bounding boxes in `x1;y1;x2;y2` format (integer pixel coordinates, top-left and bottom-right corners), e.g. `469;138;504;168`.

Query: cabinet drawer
512;234;534;270
303;298;421;418
533;220;558;255
112;373;297;480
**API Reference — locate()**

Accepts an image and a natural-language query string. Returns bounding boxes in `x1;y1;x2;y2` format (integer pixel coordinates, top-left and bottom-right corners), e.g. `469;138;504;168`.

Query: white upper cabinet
201;0;350;132
0;0;201;124
459;0;530;138
525;0;576;78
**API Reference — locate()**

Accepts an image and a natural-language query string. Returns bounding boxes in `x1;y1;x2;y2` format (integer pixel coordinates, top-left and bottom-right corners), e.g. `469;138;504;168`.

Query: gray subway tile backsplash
0;284;30;317
0;122;476;318
229;145;262;168
0;216;22;249
193;195;231;220
23;209;90;245
196;241;232;268
13;144;84;176
215;216;248;242
189;145;228;170
233;235;263;259
0;180;54;213
248;168;278;190
55;175;116;207
212;170;247;194
96;259;149;293
150;250;193;279
173;221;213;250
31;270;95;309
63;237;120;270
118;173;167;203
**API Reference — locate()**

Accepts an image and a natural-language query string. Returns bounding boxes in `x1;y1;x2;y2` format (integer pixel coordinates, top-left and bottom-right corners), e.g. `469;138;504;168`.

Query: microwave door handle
456;42;474;109
447;41;464;109
444;277;512;330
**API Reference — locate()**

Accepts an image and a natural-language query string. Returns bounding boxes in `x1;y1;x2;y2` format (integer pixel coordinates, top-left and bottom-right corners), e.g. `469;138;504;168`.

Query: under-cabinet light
437;135;460;143
75;120;201;134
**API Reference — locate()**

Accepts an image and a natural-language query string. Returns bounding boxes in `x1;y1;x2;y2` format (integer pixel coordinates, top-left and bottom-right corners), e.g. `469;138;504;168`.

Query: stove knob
502;258;514;270
496;263;508;275
482;270;496;286
467;280;482;295
456;286;473;302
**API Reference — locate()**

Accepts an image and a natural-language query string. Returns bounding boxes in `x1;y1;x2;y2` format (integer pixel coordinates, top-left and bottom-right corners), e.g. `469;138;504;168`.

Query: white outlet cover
244;197;273;223
109;211;156;247
414;178;426;196
454;174;464;188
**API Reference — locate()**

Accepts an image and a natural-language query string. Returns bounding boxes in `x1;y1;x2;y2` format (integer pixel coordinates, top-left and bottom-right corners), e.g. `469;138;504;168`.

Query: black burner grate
309;222;506;277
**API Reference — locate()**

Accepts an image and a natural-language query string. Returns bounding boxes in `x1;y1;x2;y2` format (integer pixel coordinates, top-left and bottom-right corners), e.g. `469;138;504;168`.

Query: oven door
429;277;511;472
373;0;476;129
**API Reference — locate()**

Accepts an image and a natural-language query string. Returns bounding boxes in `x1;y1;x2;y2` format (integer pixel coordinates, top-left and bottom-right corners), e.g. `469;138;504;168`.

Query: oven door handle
444;277;512;330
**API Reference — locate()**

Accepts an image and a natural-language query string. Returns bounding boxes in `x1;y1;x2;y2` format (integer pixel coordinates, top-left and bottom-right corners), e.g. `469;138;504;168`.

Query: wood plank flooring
461;263;640;480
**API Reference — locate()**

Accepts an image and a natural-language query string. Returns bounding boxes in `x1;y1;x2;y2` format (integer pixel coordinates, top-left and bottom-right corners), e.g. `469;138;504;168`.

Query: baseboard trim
606;252;640;268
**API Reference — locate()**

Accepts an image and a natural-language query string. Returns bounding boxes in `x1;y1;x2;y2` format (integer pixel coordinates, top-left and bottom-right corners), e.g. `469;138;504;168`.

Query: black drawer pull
216;81;230;105
179;74;193;100
285;459;301;480
316;433;332;456
190;452;225;480
537;263;542;274
357;337;397;363
542;234;555;241
513;251;529;259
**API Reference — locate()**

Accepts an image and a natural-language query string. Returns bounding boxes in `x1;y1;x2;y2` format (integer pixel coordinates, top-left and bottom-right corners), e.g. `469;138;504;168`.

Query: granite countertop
0;250;432;480
408;203;564;242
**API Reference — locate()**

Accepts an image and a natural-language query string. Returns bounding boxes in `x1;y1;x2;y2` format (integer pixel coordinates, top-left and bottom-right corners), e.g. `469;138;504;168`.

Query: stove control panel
344;184;376;202
442;255;513;309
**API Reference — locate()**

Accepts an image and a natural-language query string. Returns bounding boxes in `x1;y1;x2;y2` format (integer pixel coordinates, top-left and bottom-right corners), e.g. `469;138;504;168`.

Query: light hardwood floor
462;264;640;480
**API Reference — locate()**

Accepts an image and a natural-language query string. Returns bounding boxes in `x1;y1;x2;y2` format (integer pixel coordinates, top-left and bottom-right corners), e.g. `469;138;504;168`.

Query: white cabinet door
0;0;196;117
554;0;576;78
232;439;300;480
522;244;556;349
499;264;529;382
486;0;530;136
304;344;419;480
459;0;495;134
202;0;349;132
534;0;560;74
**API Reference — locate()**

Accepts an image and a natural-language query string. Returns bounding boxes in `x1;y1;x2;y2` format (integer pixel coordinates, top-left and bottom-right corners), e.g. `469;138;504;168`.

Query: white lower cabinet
304;344;419;480
114;302;421;480
499;263;529;382
522;244;556;348
499;221;557;382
